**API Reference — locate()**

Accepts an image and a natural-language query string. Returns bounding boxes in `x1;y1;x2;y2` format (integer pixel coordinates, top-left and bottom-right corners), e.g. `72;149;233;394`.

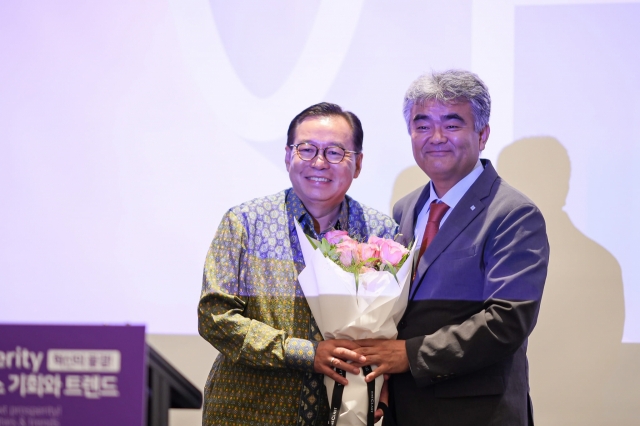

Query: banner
0;324;146;426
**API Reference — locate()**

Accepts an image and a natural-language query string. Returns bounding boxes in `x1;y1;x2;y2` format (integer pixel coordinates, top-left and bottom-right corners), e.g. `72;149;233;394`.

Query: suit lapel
397;184;431;248
409;161;499;300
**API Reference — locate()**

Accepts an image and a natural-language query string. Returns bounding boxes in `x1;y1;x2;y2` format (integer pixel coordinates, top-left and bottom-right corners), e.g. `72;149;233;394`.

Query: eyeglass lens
296;143;346;164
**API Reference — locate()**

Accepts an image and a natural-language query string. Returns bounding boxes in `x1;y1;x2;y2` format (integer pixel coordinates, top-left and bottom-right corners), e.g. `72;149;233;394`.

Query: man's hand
355;339;409;382
315;340;365;385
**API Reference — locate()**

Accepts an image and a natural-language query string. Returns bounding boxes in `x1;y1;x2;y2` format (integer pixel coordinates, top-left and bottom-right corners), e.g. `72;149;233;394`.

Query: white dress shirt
413;160;484;251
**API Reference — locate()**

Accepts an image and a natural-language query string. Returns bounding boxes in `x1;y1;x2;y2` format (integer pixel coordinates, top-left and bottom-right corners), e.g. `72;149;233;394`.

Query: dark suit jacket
390;160;549;426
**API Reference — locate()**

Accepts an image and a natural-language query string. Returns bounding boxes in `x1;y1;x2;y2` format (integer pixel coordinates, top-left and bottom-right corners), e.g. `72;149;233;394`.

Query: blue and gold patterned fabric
199;188;397;425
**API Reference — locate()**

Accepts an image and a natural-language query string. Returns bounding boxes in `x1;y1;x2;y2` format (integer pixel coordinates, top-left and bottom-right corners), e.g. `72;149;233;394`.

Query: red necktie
417;201;450;261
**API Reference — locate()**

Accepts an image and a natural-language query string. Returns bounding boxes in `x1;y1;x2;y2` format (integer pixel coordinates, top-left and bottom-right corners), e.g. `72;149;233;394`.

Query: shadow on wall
389;165;430;216
498;137;630;425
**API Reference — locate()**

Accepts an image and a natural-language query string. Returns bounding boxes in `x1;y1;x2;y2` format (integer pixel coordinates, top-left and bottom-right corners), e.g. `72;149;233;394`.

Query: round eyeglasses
289;143;360;164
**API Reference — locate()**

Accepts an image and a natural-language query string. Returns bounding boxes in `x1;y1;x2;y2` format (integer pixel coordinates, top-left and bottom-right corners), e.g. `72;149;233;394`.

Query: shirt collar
427;159;484;210
285;188;348;239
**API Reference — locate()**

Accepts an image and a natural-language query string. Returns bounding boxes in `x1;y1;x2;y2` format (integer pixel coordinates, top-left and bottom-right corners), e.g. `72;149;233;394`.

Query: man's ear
285;146;292;172
353;152;363;178
478;124;490;151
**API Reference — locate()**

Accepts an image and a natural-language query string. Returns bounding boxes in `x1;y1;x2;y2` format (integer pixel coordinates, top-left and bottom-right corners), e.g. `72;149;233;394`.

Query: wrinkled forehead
410;98;474;119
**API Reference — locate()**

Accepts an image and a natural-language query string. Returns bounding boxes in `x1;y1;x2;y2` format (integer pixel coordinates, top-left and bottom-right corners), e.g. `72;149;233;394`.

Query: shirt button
399;320;407;328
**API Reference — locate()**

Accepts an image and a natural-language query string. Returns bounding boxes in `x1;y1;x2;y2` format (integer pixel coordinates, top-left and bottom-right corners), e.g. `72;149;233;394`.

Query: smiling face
285;115;362;218
409;99;490;196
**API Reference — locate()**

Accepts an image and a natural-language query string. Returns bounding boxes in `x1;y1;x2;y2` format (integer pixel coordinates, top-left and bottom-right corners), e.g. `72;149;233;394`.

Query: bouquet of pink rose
294;220;415;426
309;229;411;289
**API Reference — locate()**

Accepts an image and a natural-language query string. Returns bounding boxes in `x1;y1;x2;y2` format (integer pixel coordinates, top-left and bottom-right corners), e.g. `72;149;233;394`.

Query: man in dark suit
356;70;549;425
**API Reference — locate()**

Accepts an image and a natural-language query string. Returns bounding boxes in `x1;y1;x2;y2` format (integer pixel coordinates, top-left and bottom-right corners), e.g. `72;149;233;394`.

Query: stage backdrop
2;1;640;424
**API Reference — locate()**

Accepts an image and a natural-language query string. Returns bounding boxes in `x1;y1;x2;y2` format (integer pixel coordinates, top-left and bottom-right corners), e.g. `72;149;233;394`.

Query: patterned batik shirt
199;188;397;426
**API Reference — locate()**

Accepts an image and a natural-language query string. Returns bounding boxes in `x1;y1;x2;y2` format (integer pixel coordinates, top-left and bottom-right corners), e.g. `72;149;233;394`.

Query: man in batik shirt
199;102;398;425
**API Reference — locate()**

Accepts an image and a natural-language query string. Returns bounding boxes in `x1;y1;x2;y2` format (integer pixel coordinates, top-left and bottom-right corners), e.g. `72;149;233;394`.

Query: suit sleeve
198;210;316;372
406;202;549;386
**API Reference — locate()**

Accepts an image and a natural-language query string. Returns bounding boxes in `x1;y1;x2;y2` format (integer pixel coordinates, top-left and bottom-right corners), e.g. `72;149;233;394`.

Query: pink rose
325;230;350;244
367;235;386;248
336;239;359;267
357;242;380;265
378;239;409;267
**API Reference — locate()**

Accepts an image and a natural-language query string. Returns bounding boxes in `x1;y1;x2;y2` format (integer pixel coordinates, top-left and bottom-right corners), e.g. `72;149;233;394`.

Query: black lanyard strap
327;367;376;426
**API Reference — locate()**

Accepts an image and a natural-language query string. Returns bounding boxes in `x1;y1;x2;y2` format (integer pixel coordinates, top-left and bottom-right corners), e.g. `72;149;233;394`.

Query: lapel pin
470;205;476;211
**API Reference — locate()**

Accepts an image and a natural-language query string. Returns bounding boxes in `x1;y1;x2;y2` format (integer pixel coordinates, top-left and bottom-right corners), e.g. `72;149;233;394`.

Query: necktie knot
414;200;451;279
428;201;450;224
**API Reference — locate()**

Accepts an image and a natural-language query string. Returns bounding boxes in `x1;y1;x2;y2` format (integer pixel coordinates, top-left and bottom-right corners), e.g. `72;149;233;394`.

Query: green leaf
306;234;320;249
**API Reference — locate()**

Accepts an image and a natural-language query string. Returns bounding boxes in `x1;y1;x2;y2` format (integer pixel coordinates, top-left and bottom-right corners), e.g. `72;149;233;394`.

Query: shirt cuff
285;338;317;372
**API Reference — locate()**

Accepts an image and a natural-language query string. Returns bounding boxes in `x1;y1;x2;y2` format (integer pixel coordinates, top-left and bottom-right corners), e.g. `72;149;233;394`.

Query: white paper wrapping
294;220;414;426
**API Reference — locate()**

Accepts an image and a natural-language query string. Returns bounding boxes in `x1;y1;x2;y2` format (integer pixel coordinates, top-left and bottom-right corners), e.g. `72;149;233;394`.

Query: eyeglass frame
288;142;361;164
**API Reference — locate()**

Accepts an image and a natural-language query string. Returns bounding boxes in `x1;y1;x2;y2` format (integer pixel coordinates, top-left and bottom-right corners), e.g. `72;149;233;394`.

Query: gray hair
402;70;491;132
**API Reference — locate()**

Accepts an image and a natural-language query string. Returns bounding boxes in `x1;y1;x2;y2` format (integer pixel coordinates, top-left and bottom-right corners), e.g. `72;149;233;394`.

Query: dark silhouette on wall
498;137;625;425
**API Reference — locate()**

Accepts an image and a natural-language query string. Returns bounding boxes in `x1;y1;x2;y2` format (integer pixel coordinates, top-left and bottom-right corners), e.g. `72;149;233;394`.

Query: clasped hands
314;338;409;384
314;339;408;422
